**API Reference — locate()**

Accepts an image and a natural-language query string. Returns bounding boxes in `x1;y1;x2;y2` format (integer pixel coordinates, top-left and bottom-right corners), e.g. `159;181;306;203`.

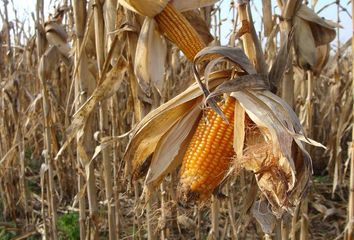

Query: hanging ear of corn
155;3;206;60
178;97;235;202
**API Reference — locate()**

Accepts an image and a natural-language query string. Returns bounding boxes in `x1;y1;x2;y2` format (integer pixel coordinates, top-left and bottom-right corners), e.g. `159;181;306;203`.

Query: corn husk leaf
124;70;230;177
313;44;330;76
234;100;245;157
293;17;317;70
296;5;336;46
134;18;167;96
44;21;71;60
293;4;336;70
145;104;201;189
119;0;169;17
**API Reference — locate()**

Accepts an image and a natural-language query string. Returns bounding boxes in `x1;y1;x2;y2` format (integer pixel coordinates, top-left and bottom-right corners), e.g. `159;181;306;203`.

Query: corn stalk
72;1;87;239
347;1;354;239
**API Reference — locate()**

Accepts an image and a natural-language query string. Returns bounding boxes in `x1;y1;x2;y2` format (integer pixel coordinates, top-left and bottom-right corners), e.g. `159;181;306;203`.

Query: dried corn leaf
134;18;167;95
119;0;169;17
193;46;256;120
56;58;127;159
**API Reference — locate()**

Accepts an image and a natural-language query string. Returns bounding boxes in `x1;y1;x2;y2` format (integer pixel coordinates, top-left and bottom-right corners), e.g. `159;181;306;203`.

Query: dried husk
313;44;330;76
145;105;201;189
293;4;336;71
134;18;167;96
44;21;71;60
296;5;336;46
293;17;317;70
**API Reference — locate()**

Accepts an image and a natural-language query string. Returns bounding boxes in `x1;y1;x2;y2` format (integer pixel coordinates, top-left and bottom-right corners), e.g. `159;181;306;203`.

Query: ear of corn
178;97;236;202
155;3;206;60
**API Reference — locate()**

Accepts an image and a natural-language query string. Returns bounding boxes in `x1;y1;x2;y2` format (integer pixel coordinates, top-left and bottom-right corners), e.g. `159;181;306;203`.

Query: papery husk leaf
240;124;294;216
119;0;169;17
234;100;245;157
313;44;330;76
232;90;296;174
44;21;71;59
145;104;201;188
128;101;197;179
183;10;214;45
172;0;218;12
229;88;317;215
135;18;167;95
124;70;230;177
293;16;316;70
296;4;336;46
56;58;127;159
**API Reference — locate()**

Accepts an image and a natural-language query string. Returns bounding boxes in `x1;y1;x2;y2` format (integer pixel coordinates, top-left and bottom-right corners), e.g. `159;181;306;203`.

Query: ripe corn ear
155;3;206;60
179;97;236;202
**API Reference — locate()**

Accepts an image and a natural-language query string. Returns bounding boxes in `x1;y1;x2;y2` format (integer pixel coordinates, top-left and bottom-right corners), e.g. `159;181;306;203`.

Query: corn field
0;0;353;239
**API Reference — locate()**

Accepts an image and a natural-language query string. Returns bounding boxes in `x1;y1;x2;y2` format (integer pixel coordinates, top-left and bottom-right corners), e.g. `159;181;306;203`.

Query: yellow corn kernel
178;97;236;202
155;3;206;61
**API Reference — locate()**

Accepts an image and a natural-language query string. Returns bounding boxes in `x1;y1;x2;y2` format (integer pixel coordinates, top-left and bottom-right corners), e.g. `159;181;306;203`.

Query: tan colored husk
134;17;167;96
293;4;336;71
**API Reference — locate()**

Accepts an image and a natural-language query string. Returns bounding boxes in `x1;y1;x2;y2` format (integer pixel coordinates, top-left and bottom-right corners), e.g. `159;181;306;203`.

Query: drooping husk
293;4;336;71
